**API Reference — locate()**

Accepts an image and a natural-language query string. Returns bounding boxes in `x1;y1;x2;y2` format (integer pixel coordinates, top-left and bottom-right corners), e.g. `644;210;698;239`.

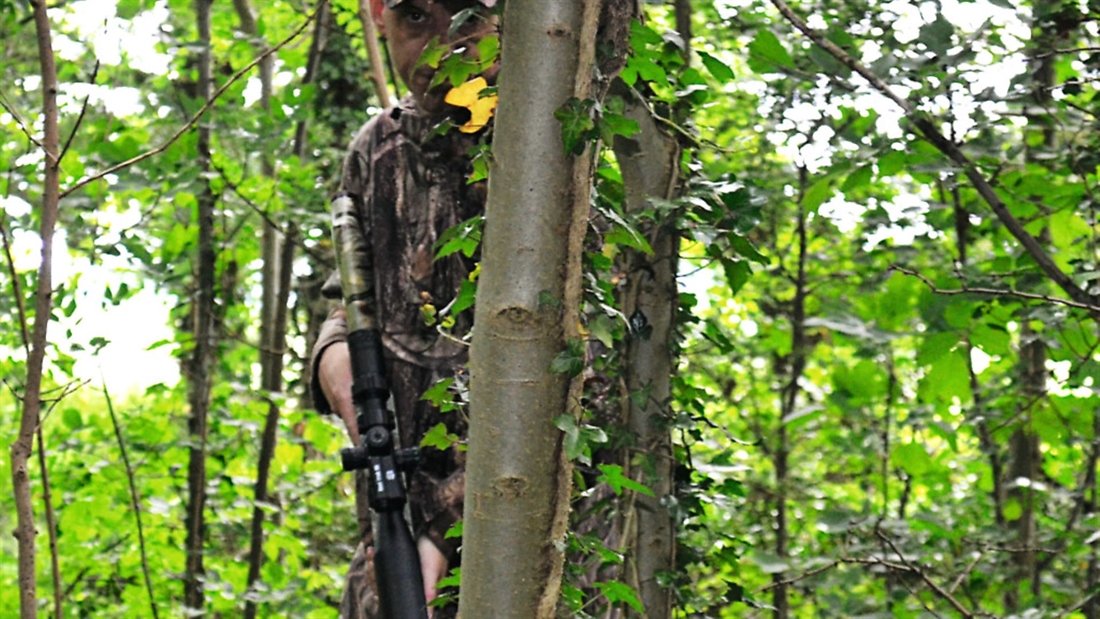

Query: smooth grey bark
613;91;680;619
459;1;598;617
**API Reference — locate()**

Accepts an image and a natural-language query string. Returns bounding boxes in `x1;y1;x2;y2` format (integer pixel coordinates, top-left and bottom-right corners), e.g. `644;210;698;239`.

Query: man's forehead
384;0;497;7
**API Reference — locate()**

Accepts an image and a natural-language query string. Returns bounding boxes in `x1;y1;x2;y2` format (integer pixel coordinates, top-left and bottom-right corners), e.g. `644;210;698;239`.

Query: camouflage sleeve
309;118;380;415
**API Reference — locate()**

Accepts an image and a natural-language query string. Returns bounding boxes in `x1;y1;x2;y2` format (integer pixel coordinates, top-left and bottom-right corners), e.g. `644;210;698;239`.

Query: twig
57;60;100;166
769;0;1097;312
36;425;63;618
0;208;31;355
103;381;160;619
891;265;1100;314
876;529;975;618
0;92;46;152
60;0;328;198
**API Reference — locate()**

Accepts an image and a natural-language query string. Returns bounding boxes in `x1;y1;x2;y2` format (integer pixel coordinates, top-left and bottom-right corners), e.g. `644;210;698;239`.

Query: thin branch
877;529;976;618
1032;46;1100;59
358;0;393;107
769;0;1096;310
14;0;63;614
103;382;160;619
60;0;328;198
891;265;1100;315
0;92;46;152
0;209;31;355
35;426;63;619
57;60;100;165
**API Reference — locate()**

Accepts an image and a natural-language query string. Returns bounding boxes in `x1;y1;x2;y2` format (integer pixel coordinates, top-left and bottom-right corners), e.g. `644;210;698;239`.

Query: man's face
375;0;499;116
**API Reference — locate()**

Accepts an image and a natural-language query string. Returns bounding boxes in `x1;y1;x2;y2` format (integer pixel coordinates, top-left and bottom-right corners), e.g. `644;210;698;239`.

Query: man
309;1;498;616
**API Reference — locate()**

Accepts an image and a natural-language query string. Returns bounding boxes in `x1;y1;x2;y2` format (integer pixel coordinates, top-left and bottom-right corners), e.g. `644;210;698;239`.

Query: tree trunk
772;168;810;619
11;2;61;616
459;1;599;616
184;0;218;612
613;90;680;619
1004;1;1066;607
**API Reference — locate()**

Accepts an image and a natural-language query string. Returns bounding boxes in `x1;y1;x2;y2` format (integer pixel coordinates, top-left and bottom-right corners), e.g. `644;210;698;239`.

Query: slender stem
103;383;160;619
36;426;63;619
12;1;62;616
358;0;393;107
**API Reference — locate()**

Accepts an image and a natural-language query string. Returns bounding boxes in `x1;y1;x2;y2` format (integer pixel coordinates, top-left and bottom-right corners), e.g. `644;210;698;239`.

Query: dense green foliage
3;0;1100;617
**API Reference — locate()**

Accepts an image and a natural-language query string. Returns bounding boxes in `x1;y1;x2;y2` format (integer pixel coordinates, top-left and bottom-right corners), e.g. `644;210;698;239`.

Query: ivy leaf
549;338;585;376
434;216;484;259
555;97;596;156
594;581;644;613
597;464;655;497
444;520;463;539
599;111;640;143
421;422;461;451
450;279;477;317
421;377;455;407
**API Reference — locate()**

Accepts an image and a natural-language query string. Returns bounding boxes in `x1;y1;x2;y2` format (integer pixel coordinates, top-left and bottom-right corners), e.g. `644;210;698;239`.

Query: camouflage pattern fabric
312;97;482;618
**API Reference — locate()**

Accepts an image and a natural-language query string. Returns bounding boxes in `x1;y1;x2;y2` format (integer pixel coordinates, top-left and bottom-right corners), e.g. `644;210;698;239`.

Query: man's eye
403;8;428;23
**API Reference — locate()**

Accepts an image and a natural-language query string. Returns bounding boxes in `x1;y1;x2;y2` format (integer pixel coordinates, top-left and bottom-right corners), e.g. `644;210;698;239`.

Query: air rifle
332;192;428;619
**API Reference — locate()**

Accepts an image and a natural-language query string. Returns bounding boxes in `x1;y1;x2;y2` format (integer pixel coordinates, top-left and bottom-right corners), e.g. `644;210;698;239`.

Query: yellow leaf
445;77;498;134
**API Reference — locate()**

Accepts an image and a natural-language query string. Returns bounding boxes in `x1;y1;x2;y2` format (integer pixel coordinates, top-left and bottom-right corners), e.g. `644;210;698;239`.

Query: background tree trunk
11;2;62;617
183;0;218;612
459;1;599;616
613;91;681;619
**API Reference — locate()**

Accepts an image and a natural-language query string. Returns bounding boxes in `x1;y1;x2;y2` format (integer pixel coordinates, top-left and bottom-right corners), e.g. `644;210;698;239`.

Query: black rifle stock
332;193;428;619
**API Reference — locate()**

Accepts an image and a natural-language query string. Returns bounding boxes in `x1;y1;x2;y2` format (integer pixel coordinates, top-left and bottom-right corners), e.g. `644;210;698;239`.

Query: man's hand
418;536;448;616
318;342;359;445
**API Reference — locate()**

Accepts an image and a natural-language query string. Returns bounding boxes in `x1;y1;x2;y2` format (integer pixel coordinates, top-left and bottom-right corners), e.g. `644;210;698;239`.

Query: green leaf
802;178;834;213
450;279;477;317
444;520;463;539
877;150;907;177
841;166;873;193
722;259;752;295
594;581;645;613
698;51;735;82
918;349;971;404
917;331;959;365
919;14;954;56
599;111;640;142
63;408;83;429
750;550;790;574
436;567;461;589
421;377;455;406
421;423;460;451
748;30;795;73
597;464;655;497
549;338;585;376
891;441;932;476
555;97;597;155
116;0;142;19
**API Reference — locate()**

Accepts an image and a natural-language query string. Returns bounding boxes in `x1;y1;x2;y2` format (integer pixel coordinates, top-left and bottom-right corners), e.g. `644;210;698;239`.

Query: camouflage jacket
311;96;485;564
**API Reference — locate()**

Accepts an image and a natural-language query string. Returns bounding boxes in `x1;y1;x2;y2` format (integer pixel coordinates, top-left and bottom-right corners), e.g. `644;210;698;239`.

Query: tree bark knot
491;475;529;499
